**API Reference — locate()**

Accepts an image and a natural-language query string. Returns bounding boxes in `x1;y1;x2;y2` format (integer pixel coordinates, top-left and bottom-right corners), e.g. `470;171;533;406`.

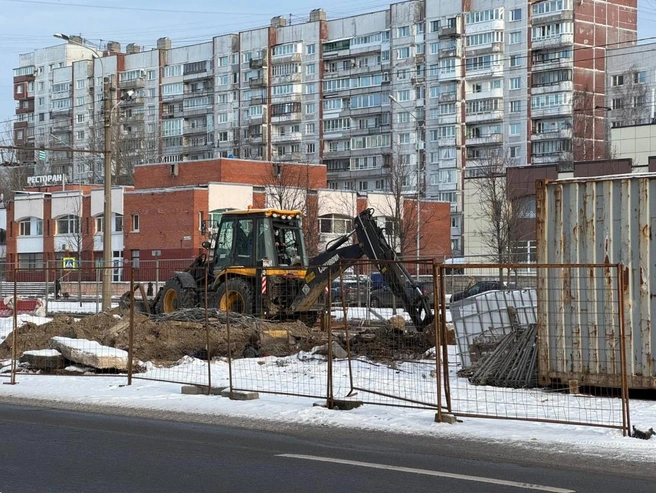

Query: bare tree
611;65;651;126
375;149;422;258
0;120;31;201
468;151;529;280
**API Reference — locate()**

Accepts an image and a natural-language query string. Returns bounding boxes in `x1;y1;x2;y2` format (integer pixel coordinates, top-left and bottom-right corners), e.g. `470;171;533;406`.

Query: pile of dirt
0;310;327;365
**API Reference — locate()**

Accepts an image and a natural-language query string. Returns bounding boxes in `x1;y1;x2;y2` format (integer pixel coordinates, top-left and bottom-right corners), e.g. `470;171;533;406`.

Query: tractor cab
211;208;307;272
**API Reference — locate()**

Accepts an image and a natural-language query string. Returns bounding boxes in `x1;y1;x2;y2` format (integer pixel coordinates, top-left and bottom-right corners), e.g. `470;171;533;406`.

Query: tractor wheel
155;277;196;314
215;278;254;314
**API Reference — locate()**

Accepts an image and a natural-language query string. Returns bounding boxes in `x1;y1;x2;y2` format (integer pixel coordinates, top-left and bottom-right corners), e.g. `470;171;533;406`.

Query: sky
0;307;655;465
1;0;656;123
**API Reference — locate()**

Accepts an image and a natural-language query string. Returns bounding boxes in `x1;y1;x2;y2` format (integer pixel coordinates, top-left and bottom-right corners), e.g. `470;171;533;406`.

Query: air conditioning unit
60;243;70;252
139;69;146;78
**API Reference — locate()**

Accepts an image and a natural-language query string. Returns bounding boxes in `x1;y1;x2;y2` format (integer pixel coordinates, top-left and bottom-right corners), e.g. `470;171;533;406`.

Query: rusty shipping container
536;174;655;389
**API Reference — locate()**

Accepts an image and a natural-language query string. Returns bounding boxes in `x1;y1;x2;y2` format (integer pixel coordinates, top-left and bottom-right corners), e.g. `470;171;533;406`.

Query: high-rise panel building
12;0;637;255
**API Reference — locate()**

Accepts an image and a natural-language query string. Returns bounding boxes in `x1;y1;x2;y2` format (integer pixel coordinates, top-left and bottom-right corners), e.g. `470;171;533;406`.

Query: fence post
616;263;630;436
204;262;211;395
127;264;135;385
9;268;17;385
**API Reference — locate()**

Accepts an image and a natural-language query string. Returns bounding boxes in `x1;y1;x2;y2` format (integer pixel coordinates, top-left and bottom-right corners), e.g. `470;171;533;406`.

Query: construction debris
468;324;538;388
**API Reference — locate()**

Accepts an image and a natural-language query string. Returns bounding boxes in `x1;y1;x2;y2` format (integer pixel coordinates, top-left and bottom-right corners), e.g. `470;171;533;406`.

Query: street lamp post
54;33;113;310
389;95;423;278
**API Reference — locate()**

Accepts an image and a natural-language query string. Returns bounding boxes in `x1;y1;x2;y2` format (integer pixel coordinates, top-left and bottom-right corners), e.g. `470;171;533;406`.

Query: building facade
5;158;451;279
12;0;638;257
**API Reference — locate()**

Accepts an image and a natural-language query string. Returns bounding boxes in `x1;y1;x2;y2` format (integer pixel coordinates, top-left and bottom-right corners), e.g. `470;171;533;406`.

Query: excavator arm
291;208;434;331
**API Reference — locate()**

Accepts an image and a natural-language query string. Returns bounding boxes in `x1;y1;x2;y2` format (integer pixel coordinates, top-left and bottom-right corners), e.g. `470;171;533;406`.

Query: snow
0;312;654;463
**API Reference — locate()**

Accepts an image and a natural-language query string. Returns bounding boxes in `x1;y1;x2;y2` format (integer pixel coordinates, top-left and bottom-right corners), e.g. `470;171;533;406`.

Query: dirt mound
0;310;326;364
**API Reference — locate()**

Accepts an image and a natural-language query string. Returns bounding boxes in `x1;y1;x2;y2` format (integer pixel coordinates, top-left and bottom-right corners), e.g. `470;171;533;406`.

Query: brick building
5;158;451;280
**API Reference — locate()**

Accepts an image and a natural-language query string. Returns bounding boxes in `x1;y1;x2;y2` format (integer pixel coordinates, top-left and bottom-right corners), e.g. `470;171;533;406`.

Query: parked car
450;280;520;303
369;280;435;308
330;278;371;306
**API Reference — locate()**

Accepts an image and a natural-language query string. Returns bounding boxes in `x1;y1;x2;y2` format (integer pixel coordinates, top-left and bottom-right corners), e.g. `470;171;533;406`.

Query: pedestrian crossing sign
62;257;76;269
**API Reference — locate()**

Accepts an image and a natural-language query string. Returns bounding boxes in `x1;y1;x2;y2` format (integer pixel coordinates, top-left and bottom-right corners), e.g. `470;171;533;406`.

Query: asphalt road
0;402;653;493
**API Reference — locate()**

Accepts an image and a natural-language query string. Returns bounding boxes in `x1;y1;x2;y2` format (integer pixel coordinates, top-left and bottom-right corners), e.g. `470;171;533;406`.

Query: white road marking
277;454;575;493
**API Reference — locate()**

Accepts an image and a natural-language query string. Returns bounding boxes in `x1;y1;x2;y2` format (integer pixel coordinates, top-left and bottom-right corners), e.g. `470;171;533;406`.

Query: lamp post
54;33;113;310
389;94;423;278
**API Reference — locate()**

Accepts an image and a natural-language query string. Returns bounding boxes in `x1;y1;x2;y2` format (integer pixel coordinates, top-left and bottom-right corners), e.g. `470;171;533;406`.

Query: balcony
465;42;504;56
465;110;503;123
530;103;572;119
248;77;266;88
271;72;301;85
249;58;267;69
249;96;267;105
530;80;573;96
465;65;504;79
270;112;302;123
531;34;574;50
438;24;462;38
439;46;463;58
119;77;145;90
532;9;573;25
271;52;302;64
531;128;572;141
271;131;302;144
274;152;304;162
182;105;213;117
438;92;458;103
465;133;503;146
183;124;209;135
531;56;573;71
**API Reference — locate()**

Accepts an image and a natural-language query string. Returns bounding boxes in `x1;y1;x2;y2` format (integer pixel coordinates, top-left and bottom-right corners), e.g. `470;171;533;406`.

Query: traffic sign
62;257;76;269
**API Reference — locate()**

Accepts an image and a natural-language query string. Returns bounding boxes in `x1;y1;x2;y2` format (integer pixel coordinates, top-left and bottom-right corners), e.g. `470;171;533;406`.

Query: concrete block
181;385;203;395
435;412;458;424
221;389;259;400
331;399;363;410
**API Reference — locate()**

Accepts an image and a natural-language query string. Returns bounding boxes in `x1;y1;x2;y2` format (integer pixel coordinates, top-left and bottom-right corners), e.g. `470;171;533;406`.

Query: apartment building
12;0;637;257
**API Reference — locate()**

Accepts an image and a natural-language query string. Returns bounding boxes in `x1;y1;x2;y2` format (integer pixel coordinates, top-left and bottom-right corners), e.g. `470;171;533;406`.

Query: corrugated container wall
536;174;656;389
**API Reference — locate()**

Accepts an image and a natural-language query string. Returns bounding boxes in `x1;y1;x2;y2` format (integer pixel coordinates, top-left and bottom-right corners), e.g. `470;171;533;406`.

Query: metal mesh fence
442;263;629;433
0;259;631;434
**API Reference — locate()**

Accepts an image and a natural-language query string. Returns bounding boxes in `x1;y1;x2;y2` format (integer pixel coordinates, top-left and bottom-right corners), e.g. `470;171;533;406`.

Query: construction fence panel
328;259;441;410
442;262;629;433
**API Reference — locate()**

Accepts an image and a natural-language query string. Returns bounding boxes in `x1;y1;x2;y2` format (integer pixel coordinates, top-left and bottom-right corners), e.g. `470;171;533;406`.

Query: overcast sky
1;0;655;125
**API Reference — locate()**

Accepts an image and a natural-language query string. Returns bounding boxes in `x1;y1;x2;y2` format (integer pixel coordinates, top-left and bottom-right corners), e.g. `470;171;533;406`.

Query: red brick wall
133;158;327;191
402;199;452;261
124;187;209;261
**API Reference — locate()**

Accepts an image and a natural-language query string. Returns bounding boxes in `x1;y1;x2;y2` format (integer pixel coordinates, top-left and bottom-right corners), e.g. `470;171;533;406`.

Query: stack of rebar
468;324;538;388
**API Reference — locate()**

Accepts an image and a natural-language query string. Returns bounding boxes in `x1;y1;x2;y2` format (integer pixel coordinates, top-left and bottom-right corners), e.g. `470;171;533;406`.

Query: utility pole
102;76;112;310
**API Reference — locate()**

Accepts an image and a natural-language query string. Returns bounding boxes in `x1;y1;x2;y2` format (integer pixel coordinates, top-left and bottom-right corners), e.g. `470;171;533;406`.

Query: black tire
155;277;197;314
214;278;254;314
370;297;381;308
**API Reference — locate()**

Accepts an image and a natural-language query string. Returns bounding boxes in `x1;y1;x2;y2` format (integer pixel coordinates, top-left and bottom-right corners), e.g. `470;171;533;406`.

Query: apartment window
611;75;624;87
510;123;521;135
510;77;522;89
381;50;390;62
76;130;84;140
396;47;410;59
147;70;156;80
612;98;624;110
75;79;85;89
306;44;316;55
509;31;522;44
510;146;521;158
305;83;316;94
162;65;183;78
430;20;440;32
634;71;647;84
510;55;521;67
57;215;80;235
305;103;316;114
510;8;522;21
306;64;316;75
510;100;522;113
399;133;410;144
307;143;316;153
396;26;410;37
397;89;410;102
76;113;84;123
